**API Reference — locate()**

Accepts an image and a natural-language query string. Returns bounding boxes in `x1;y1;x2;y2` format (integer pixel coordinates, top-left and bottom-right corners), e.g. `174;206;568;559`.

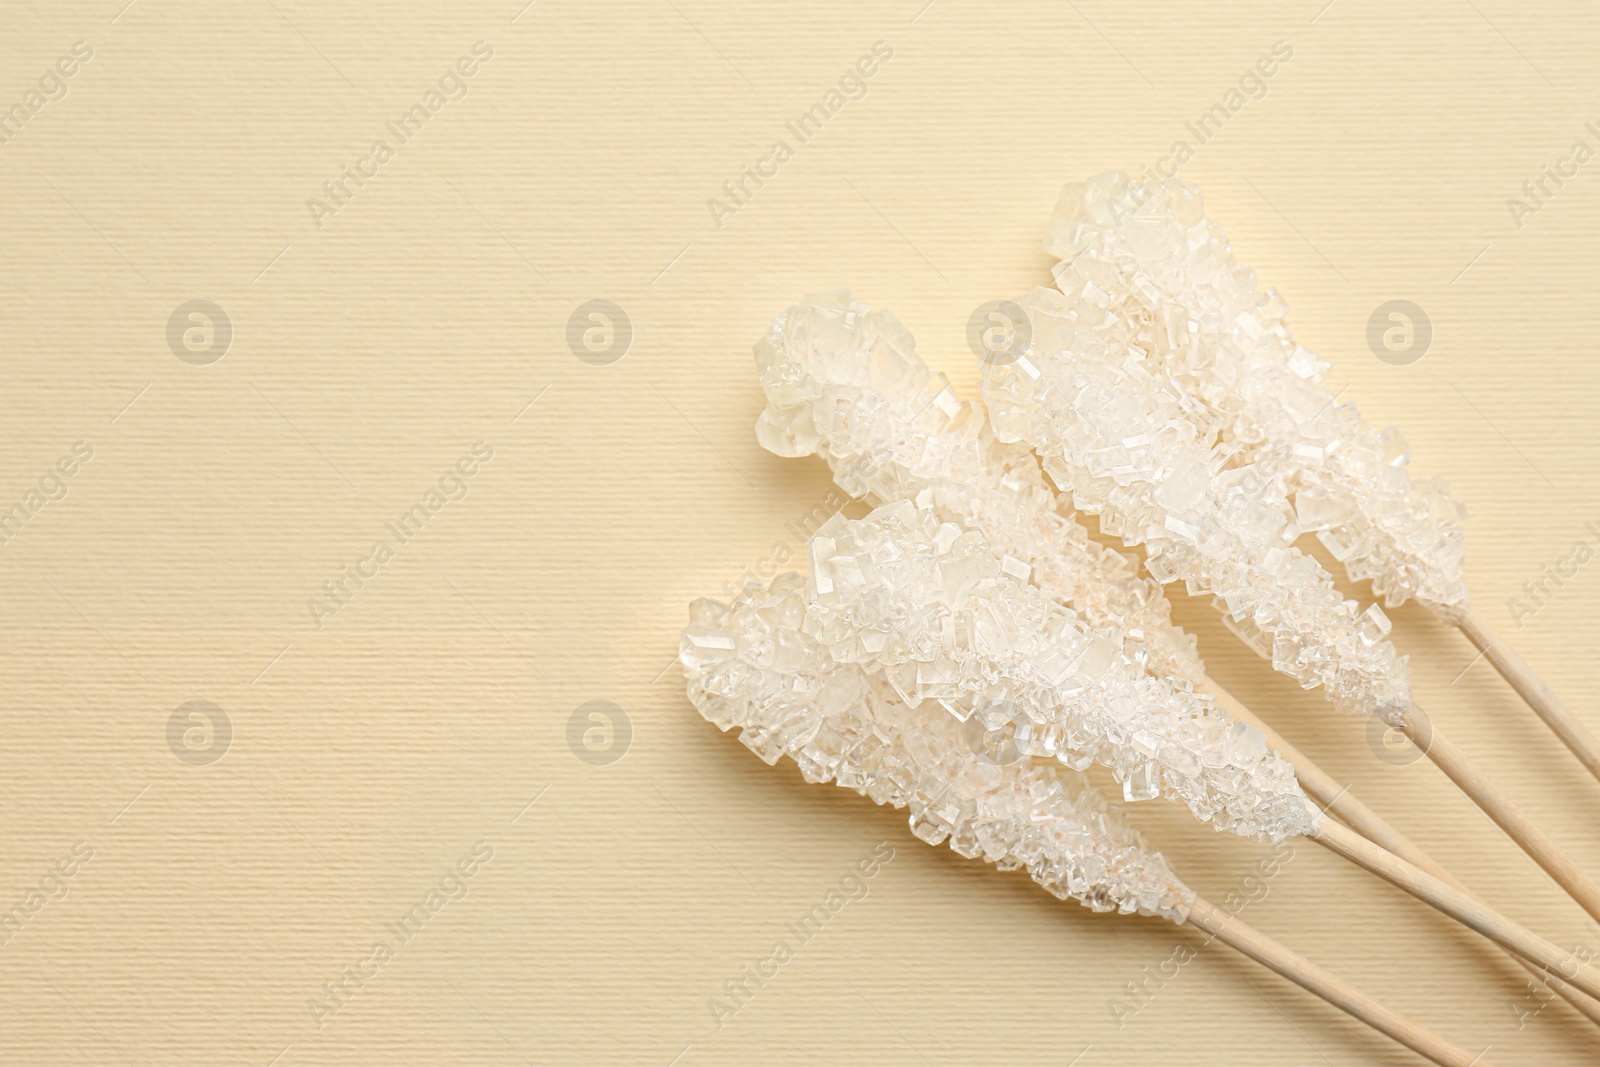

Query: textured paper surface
2;1;1599;1063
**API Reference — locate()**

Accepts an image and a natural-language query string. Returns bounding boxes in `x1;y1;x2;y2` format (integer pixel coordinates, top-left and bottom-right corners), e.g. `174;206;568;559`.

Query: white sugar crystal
798;502;1315;841
999;554;1033;582
746;293;1318;842
752;291;1204;689
982;280;1413;721
681;573;1196;921
1032;171;1470;621
973;175;1473;723
1123;762;1159;803
1356;602;1393;645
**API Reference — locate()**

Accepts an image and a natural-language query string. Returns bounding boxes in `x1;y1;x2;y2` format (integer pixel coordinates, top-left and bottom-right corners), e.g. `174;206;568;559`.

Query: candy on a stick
1037;170;1600;785
680;574;1495;1067
980;208;1600;924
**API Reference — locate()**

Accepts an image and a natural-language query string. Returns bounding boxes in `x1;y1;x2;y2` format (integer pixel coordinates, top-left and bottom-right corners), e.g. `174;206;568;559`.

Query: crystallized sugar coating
680;573;1197;922
1041;171;1469;620
750;292;1314;839
754;290;1203;686
803;500;1315;841
982;278;1415;725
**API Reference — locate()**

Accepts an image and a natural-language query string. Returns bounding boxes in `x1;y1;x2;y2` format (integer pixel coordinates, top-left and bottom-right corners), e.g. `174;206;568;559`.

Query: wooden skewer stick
1311;819;1600;1005
1402;710;1600;929
1206;681;1418;863
1207;678;1600;1030
1457;610;1600;788
1187;897;1495;1067
1152;685;1600;1001
1203;676;1600;935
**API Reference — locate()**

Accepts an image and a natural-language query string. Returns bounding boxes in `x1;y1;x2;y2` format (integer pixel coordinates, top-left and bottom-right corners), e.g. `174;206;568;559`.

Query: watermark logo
704;41;894;229
1365;704;1431;768
167;300;232;365
707;842;894;1029
1506;122;1600;230
966;299;1030;367
305;41;495;230
566;300;631;366
0;841;94;950
567;700;631;765
962;700;1029;766
1510;923;1600;1029
1107;841;1294;1029
0;441;93;549
1366;300;1430;366
306;840;493;1029
0;40;94;148
1507;520;1600;629
306;442;494;630
167;700;231;766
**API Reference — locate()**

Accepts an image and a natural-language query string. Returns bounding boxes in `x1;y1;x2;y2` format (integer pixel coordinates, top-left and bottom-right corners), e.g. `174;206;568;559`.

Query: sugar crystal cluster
745;292;1315;840
982;281;1414;723
1039;171;1469;620
803;500;1314;839
754;290;1202;686
680;572;1197;922
673;172;1499;1005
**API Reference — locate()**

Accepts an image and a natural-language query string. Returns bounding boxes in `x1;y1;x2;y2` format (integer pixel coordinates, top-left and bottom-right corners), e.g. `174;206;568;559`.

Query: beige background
2;0;1599;1063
